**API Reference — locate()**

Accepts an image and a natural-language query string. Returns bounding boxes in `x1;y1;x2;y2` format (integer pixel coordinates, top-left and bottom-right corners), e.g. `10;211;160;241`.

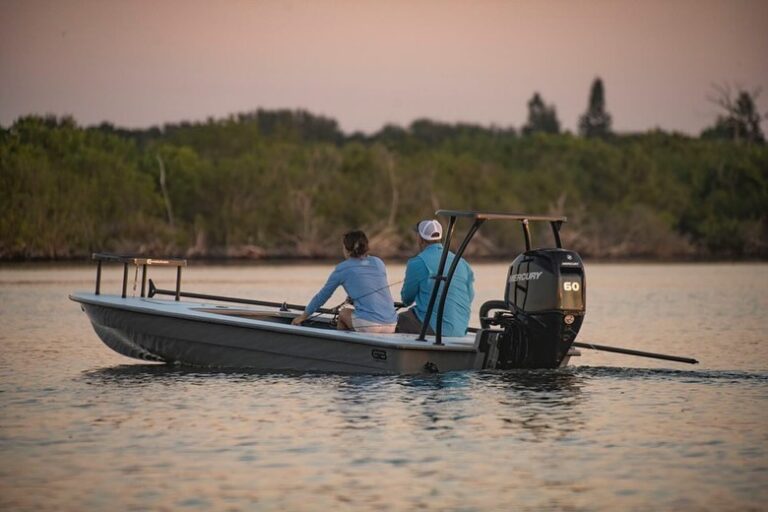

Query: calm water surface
1;262;766;511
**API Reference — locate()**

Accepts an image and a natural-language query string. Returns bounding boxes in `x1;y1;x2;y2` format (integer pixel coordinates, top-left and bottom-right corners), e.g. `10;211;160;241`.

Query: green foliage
1;111;767;260
579;78;613;138
0;116;163;258
701;88;765;144
522;93;561;135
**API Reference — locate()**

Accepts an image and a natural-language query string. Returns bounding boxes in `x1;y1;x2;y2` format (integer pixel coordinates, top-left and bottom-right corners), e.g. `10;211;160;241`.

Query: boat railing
91;253;187;300
421;210;567;346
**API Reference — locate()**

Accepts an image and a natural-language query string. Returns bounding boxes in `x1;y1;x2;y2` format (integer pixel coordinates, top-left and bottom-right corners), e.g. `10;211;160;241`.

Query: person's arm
400;258;426;307
293;266;343;325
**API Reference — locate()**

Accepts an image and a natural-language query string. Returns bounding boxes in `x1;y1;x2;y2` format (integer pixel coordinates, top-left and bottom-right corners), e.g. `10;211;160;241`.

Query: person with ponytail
292;230;397;333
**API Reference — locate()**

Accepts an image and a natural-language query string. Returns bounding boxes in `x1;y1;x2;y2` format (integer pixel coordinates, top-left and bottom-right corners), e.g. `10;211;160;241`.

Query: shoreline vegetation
2;103;767;262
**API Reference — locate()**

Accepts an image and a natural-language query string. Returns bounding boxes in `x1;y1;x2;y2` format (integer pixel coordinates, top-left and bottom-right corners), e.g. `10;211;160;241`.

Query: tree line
1;79;766;260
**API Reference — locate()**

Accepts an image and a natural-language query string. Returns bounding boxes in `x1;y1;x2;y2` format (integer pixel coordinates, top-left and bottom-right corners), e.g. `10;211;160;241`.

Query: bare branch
156;155;175;228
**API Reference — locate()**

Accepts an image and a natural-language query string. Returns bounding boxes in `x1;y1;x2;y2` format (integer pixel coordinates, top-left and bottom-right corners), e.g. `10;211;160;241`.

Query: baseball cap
415;219;443;241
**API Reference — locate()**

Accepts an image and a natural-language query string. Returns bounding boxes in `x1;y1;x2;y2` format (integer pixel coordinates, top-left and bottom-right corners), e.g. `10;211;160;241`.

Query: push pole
148;281;340;315
573;342;698;364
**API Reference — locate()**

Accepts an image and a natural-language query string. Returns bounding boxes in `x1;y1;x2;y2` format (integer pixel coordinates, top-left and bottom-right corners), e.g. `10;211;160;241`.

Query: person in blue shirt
292;230;398;333
397;219;475;337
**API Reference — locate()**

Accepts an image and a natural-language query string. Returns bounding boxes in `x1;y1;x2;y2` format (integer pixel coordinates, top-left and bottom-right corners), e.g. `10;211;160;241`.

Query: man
397;219;475;337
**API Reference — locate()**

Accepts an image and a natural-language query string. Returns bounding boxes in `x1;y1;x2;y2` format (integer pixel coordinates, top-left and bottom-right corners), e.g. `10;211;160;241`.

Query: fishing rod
306;279;406;323
330;279;404;310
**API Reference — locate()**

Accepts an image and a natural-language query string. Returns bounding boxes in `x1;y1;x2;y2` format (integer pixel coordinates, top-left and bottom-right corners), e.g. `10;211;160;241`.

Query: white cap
415;219;443;241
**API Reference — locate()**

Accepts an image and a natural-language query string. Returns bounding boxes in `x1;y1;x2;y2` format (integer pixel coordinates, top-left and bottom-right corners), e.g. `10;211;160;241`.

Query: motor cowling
506;248;585;313
479;248;586;369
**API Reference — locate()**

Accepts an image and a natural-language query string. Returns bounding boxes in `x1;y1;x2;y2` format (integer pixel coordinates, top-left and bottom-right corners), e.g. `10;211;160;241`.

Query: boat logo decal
509;272;543;283
371;349;387;361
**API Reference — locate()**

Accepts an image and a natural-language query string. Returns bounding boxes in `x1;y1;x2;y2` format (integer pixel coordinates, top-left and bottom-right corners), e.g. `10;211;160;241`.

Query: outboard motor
479;248;585;369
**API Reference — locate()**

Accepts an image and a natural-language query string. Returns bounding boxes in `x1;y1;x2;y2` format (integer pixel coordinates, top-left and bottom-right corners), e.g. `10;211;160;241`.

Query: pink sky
1;0;766;134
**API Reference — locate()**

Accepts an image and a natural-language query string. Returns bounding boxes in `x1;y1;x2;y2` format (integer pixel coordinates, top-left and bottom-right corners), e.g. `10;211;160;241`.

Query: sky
1;0;767;135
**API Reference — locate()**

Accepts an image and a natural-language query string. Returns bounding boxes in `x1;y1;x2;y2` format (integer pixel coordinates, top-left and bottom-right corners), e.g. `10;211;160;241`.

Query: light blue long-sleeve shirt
305;256;397;324
400;244;475;337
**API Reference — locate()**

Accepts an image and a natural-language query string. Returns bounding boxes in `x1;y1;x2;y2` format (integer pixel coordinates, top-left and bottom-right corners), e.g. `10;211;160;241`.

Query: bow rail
91;253;187;300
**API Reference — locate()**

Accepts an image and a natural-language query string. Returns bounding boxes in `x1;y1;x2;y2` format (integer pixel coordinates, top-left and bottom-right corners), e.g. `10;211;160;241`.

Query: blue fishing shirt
400;244;475;337
305;256;398;324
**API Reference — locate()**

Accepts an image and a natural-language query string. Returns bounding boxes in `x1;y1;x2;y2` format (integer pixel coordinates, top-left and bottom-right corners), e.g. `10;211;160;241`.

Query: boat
71;210;696;374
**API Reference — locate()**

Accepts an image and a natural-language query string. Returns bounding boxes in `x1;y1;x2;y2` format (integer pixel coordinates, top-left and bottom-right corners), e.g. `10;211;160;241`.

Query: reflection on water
483;367;585;392
1;263;767;511
81;364;318;385
575;365;768;383
478;370;587;442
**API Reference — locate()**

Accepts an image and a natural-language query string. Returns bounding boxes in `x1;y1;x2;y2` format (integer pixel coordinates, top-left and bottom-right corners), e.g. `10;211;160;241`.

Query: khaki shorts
396;309;434;335
351;315;396;333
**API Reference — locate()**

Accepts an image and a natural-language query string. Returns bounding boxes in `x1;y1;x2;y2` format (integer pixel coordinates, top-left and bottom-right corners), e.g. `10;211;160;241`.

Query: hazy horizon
2;0;767;135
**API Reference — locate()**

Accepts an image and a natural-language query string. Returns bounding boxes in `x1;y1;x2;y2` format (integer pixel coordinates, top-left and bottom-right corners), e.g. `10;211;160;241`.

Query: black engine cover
506;249;585;313
479;248;586;369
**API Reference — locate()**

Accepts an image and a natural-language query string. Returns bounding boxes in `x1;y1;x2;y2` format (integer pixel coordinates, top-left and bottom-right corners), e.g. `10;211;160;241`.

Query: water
1;262;767;511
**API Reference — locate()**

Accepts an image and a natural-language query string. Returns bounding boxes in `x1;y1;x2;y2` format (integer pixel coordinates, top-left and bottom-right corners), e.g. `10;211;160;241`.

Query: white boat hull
71;293;490;374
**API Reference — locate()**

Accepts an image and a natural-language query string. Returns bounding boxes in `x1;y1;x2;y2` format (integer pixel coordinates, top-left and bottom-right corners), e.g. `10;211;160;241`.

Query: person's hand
291;313;308;326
